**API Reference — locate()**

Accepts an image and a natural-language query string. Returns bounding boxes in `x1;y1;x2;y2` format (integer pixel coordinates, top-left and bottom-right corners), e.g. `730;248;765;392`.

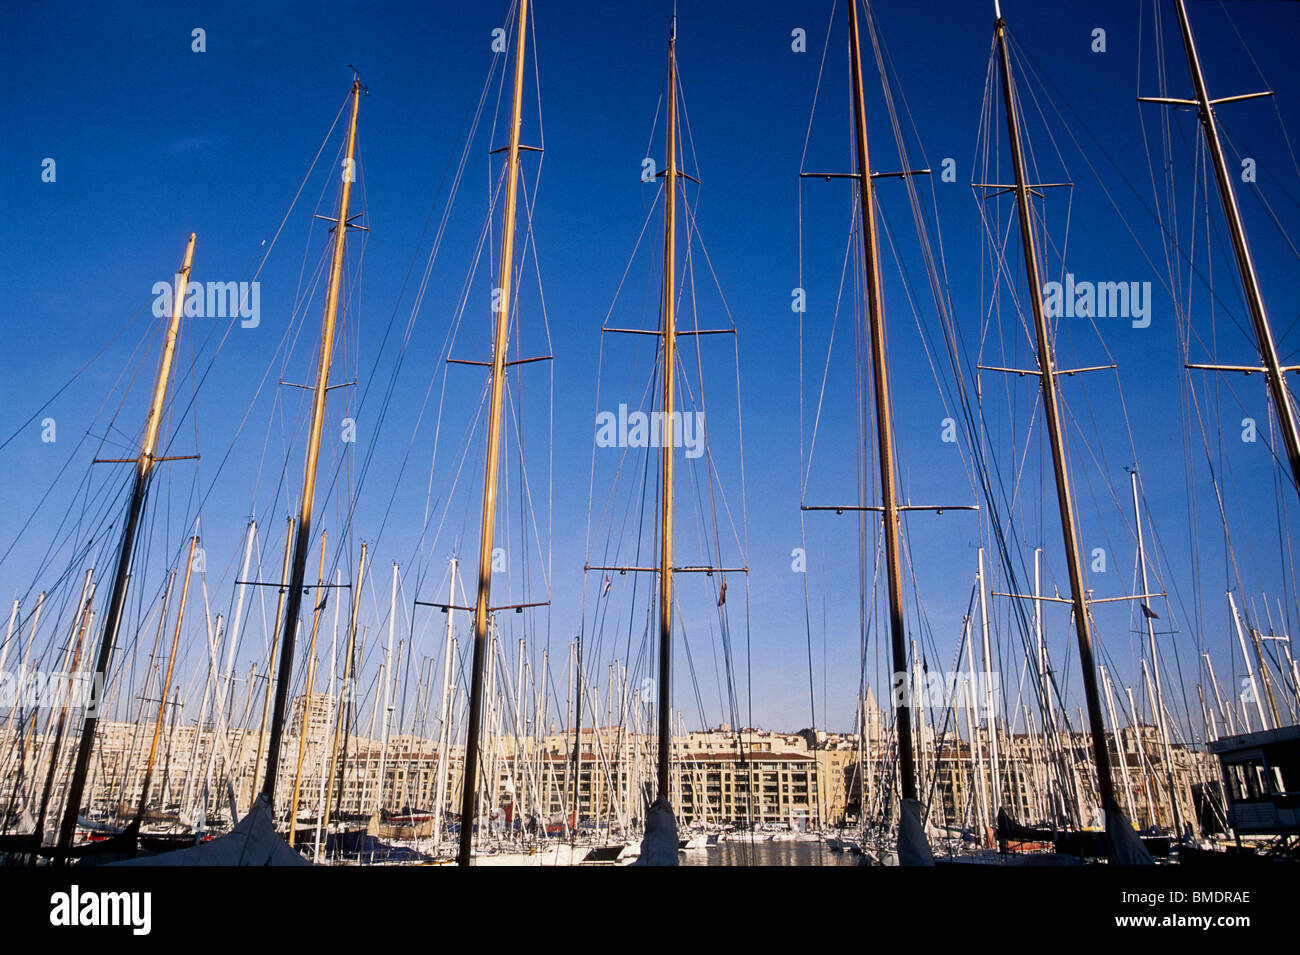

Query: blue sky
3;0;1299;740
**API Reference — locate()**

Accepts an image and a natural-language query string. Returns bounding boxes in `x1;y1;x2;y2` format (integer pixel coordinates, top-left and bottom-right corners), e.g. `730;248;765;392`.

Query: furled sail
111;795;307;867
897;797;935;867
1104;804;1153;866
633;795;679;867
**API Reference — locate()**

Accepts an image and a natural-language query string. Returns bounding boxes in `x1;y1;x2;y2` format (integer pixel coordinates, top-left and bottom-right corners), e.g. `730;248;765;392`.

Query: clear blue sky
3;1;1299;739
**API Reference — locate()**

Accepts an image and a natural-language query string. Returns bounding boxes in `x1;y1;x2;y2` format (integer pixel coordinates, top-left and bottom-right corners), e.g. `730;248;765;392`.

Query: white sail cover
111;794;308;867
1104;805;1153;866
897;797;934;867
633;795;679;867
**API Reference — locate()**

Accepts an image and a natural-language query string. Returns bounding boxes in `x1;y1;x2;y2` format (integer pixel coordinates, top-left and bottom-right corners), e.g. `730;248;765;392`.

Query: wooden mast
133;534;198;827
248;516;294;807
322;541;367;836
1166;0;1300;497
261;79;362;802
993;10;1118;817
433;558;456;852
657;16;680;806
39;576;96;853
55;232;196;861
288;531;327;847
846;0;918;804
458;0;529;867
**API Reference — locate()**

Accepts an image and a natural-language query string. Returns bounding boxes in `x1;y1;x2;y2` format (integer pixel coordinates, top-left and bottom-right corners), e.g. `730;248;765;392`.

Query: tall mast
433;558;456;853
458;0;529;867
1129;470;1184;835
323;540;367;832
248;516;294;807
977;547;1000;816
657;17;680;805
134;535;198;826
262;79;362;801
287;531;327;848
40;574;96;850
1100;664;1137;821
571;632;584;838
1228;592;1268;731
1167;0;1300;496
55;233;195;860
375;562;399;814
847;0;917;803
993;13;1118;818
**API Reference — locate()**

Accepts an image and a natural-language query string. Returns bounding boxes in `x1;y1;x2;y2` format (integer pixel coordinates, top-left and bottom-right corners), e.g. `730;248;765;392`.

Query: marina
2;0;1298;904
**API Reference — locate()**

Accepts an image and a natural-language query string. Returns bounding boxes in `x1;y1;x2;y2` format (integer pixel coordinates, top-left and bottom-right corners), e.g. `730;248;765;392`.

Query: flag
717;577;727;607
602;575;611;598
1141;604;1159;620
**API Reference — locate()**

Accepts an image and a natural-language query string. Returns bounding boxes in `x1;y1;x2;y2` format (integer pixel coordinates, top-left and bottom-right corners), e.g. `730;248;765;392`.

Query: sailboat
113;77;366;867
451;0;550;867
19;232;199;864
982;1;1150;863
7;0;1300;872
1140;0;1300;862
637;16;687;868
798;0;988;867
576;14;752;866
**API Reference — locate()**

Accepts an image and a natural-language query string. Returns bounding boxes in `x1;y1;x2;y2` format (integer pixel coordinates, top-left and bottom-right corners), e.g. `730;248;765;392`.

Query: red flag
602;575;612;598
717;578;727;607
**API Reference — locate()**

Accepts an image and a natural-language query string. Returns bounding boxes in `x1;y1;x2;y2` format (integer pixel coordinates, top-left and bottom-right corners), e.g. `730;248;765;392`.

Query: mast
134;535;198;826
1228;591;1267;731
324;542;367;828
287;531;327;848
993;12;1119;819
39;573;95;850
0;600;18;678
55;232;195;860
261;78;361;801
1129;470;1184;835
433;558;456;853
1204;652;1234;734
847;0;918;803
656;16;680;806
375;562;399;814
976;548;1000;816
1100;664;1137;821
571;632;584;840
1167;0;1300;496
248;516;294;807
458;0;529;866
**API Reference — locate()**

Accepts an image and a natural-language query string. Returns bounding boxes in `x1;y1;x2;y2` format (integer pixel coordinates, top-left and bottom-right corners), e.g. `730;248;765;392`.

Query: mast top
345;66;365;96
994;0;1002;20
